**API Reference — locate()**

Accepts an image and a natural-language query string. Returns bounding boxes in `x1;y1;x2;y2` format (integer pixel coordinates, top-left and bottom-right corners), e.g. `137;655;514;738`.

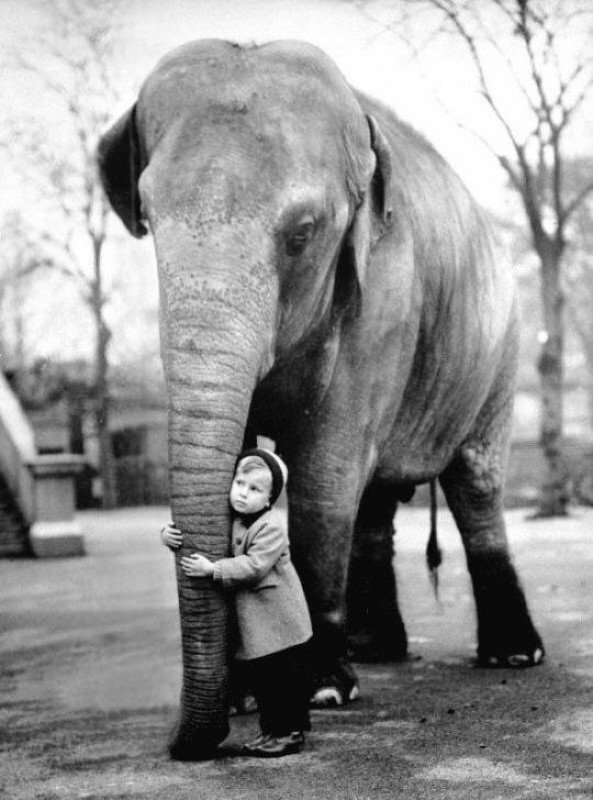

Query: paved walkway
1;505;592;799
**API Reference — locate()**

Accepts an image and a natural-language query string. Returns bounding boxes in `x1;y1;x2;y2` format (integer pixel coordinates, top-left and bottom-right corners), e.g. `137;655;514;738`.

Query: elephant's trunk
156;223;276;759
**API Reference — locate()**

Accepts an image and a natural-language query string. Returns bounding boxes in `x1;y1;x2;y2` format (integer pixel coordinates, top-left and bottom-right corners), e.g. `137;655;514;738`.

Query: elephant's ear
97;105;148;238
335;114;394;317
367;114;394;226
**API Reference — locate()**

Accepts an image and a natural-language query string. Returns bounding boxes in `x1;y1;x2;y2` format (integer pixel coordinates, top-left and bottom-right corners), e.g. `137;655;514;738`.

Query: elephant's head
98;38;392;759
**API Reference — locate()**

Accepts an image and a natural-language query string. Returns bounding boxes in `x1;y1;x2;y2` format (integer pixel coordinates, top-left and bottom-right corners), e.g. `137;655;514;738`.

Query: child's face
229;465;272;515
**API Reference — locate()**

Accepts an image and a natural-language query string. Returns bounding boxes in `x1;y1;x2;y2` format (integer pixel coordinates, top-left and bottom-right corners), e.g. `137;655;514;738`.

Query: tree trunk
67;386;94;508
95;308;116;509
91;233;116;509
535;241;569;516
582;343;593;433
96;391;116;509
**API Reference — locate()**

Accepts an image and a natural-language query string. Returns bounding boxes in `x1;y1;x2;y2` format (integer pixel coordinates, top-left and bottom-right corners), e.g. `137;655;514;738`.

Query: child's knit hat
238;448;288;505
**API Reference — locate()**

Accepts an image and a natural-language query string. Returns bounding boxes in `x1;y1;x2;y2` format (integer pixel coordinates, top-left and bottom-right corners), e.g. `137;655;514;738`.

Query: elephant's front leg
286;456;364;708
440;442;544;668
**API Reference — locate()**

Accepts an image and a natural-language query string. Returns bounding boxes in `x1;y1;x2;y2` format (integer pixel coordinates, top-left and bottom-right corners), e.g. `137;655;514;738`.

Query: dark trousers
243;640;312;736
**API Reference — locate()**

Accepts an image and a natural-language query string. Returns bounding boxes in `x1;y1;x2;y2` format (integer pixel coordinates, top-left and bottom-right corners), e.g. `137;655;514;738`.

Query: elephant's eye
286;221;315;256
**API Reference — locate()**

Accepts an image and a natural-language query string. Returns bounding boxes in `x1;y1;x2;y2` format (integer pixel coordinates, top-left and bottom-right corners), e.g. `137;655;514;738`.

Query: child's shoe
246;731;305;758
242;732;272;754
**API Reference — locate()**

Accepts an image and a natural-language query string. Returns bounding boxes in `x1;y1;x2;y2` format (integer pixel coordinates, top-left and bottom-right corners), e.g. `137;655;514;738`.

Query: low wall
0;372;86;557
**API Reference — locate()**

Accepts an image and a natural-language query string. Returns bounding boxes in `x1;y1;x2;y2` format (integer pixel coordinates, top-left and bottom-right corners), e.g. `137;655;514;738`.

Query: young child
160;448;313;758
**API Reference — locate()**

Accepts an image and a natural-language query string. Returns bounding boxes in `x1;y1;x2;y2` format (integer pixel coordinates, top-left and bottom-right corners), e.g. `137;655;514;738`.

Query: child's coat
212;508;312;660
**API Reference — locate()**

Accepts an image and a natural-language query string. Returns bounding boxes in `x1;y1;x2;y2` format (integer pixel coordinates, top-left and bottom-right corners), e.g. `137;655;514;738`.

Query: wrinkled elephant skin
98;39;544;759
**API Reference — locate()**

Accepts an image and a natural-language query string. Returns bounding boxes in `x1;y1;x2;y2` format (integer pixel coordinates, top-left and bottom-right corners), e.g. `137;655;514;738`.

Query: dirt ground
1;504;592;800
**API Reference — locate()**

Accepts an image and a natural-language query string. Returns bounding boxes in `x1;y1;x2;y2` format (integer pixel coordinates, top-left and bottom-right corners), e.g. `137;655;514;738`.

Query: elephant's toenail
311;687;343;707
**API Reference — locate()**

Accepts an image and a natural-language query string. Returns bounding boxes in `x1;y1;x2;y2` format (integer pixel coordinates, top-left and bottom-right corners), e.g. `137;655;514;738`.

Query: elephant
98;38;544;760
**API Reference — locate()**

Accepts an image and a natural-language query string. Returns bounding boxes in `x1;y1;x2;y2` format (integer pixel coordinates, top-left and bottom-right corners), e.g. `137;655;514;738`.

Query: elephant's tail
426;479;442;597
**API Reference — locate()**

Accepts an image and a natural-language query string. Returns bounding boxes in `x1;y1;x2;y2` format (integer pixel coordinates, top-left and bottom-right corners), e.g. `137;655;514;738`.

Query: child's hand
160;521;182;550
181;553;215;577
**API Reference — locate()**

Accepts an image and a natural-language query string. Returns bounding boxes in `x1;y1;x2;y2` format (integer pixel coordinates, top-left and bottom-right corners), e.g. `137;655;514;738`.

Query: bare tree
2;0;126;508
0;211;50;373
359;0;593;516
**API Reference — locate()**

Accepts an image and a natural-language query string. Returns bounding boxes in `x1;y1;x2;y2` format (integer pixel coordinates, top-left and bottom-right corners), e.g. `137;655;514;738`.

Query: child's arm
160;521;183;551
190;513;287;589
181;553;215;576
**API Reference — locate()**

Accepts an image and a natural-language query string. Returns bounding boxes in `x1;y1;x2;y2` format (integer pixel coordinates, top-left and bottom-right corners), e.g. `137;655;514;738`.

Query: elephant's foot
476;607;545;670
168;715;229;761
310;656;360;708
477;646;545;669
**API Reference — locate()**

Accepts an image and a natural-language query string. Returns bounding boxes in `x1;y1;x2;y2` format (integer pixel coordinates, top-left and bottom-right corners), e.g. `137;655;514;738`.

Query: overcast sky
126;0;511;201
2;0;508;205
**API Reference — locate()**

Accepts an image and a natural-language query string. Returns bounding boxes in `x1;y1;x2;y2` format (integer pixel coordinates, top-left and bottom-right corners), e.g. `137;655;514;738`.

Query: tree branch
562;180;593;225
428;1;535;168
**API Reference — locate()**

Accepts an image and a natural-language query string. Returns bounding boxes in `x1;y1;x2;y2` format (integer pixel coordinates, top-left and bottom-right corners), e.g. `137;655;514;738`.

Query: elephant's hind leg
347;481;408;662
440;439;544;668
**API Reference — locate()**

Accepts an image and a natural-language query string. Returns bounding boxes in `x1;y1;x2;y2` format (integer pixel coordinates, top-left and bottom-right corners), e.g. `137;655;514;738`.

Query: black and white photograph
1;1;592;797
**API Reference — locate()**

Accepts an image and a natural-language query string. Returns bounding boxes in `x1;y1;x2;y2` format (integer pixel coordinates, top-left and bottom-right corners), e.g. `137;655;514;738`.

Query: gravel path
1;505;592;799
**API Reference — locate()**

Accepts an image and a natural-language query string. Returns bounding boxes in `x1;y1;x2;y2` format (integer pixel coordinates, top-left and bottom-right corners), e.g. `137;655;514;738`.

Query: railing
0;371;85;557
